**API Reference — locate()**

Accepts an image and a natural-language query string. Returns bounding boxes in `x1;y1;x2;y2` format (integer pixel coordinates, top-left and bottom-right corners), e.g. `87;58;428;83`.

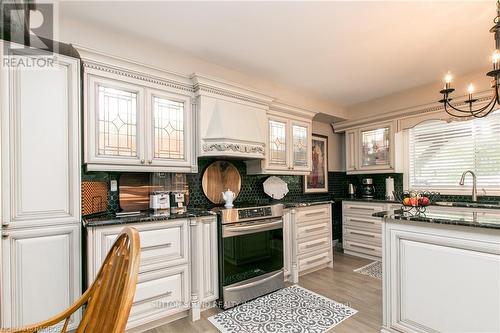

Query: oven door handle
223;219;283;237
224;270;284;292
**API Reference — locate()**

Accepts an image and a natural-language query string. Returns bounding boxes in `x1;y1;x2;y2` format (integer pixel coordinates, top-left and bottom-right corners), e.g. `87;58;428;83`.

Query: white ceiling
60;1;494;107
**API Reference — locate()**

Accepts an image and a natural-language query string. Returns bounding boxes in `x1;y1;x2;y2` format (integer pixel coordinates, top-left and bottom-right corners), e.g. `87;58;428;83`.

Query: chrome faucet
459;170;477;202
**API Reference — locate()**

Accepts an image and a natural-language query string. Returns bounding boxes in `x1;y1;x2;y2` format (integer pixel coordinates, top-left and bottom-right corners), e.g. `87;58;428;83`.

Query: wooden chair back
0;227;141;333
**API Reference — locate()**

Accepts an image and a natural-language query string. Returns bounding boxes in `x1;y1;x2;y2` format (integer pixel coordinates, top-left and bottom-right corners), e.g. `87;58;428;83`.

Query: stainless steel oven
217;204;284;309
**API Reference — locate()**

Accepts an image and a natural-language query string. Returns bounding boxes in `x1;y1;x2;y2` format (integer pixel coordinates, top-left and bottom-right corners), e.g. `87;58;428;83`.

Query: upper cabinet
247;104;314;175
344;121;398;174
79;49;197;173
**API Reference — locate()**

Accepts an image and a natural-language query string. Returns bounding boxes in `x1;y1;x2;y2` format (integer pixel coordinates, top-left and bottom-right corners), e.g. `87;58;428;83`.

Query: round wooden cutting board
202;161;241;204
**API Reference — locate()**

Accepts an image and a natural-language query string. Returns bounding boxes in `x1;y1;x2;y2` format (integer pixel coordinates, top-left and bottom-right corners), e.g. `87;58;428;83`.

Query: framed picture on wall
304;134;328;193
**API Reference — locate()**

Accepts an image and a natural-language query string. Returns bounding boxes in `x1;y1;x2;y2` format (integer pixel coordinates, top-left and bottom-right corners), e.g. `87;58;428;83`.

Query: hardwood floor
145;251;382;333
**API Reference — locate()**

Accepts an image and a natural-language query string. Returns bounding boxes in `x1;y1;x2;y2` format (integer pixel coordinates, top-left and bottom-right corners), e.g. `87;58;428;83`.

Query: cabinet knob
2;233;9;239
140;159;145;164
148;160;152;164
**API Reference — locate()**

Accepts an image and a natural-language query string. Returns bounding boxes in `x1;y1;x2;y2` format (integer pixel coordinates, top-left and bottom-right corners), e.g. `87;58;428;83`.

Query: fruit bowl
393;190;440;214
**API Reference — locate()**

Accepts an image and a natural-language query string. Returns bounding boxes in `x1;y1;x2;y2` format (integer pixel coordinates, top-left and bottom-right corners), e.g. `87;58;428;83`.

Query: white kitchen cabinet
0;53;81;229
189;215;218;321
342;201;387;260
344;121;397;174
81;50;197;173
247;111;313;175
382;218;500;333
289;204;333;281
283;210;293;280
86;220;190;330
1;224;81;329
0;46;82;330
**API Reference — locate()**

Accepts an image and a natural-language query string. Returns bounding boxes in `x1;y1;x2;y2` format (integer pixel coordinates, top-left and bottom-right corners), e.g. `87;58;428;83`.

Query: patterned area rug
208;285;357;333
353;261;382;279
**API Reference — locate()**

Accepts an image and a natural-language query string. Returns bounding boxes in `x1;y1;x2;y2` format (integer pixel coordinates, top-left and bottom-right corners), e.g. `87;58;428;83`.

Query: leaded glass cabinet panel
146;89;193;167
86;75;145;166
291;121;311;170
268;118;288;169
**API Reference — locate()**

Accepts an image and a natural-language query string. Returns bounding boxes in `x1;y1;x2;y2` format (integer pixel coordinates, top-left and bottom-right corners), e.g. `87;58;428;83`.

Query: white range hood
192;74;274;159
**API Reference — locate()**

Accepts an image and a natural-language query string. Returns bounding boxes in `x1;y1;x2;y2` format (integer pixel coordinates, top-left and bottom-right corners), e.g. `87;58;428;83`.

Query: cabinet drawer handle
350;244;376;251
304;211;325;217
349;219;376;224
1;220;9;227
349;207;376;211
350;231;376;238
140;159;145;164
2;233;9;239
148;160;152;164
304;226;325;233
305;240;326;248
305;256;328;265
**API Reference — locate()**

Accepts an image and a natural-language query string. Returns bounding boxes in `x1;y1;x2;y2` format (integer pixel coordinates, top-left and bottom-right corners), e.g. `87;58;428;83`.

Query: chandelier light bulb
444;71;453;84
492;50;500;64
467;83;475;95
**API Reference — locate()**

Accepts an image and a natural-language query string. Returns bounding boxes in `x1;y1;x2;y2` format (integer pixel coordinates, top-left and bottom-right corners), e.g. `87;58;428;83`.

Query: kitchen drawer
127;265;190;329
343;202;386;216
93;220;189;276
296;205;330;223
343;240;381;258
296;219;330;239
297;235;331;255
343;215;382;231
344;226;381;246
298;250;331;272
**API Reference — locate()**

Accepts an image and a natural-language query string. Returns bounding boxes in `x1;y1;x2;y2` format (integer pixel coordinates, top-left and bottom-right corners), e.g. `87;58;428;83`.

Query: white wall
346;67;491;120
312;121;344;172
58;17;347;120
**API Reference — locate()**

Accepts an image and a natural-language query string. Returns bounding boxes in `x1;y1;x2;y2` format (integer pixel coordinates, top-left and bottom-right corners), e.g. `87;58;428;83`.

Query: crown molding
191;73;274;106
333;89;494;132
269;101;317;119
75;45;194;93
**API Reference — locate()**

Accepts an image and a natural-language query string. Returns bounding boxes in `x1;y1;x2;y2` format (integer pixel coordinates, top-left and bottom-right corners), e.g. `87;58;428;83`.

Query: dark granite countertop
84;209;215;227
373;210;500;230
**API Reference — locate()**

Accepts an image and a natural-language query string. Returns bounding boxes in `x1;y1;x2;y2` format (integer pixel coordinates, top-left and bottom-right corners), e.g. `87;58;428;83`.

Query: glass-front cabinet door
291;121;311;171
358;123;393;171
87;76;145;166
146;89;192;167
268;118;289;170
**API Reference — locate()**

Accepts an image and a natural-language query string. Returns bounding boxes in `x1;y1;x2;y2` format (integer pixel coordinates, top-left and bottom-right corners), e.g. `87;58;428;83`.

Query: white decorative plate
263;176;289;200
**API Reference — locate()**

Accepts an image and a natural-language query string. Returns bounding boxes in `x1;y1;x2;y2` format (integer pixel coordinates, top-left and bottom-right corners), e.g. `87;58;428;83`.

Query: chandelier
439;0;500;118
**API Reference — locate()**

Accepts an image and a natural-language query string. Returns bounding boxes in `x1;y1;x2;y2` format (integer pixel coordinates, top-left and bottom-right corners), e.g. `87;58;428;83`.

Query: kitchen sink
434;201;500;209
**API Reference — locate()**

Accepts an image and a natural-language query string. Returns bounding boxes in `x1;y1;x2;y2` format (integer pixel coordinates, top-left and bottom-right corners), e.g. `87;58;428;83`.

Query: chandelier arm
444;94;498;118
444;93;496;114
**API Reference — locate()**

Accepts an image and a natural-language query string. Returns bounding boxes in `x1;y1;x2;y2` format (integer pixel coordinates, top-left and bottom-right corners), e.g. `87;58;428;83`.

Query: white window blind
408;111;500;194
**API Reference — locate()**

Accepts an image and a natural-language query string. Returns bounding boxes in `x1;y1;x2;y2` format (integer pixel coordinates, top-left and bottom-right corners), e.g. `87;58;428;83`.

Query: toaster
149;191;170;210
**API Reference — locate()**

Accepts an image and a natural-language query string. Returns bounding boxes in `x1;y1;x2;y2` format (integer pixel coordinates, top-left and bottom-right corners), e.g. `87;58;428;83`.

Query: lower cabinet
86;216;218;331
1;224;81;330
286;204;333;282
342;201;391;260
382;219;500;333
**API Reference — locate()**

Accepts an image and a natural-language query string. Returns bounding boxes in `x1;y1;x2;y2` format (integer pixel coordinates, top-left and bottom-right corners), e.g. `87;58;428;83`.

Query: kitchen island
378;209;500;333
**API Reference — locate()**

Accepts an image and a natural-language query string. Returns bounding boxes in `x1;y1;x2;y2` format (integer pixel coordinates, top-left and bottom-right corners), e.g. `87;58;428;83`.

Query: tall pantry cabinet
0;43;82;329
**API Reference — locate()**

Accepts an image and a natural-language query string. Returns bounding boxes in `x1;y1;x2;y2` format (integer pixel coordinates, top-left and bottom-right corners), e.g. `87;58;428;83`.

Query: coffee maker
360;178;375;199
170;191;187;214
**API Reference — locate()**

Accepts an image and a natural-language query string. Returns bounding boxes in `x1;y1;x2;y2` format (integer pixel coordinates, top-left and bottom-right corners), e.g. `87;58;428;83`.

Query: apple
420;197;430;206
409;197;418;206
